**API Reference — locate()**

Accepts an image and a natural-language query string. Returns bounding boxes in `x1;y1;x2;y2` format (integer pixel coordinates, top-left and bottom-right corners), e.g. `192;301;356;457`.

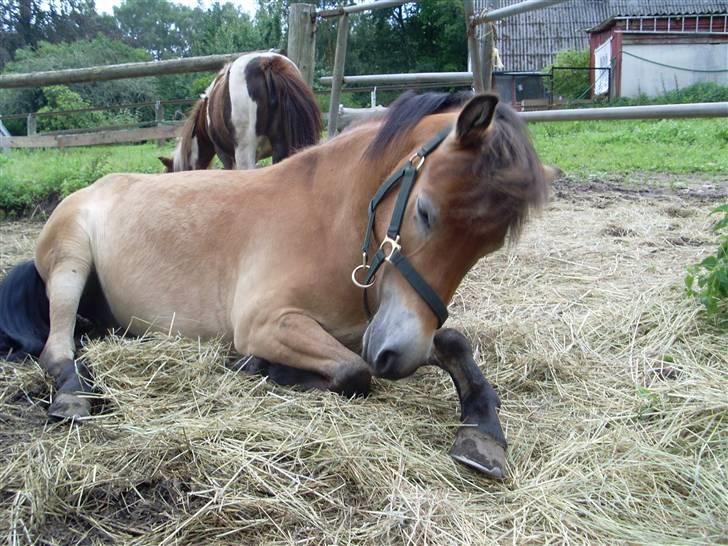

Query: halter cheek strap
352;125;452;328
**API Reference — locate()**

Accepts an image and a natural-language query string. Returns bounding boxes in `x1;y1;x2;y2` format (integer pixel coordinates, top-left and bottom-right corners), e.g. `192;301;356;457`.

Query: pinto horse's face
362;95;555;379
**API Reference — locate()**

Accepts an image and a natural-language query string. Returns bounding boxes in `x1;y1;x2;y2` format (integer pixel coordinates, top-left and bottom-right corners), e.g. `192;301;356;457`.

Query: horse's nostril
373;349;399;377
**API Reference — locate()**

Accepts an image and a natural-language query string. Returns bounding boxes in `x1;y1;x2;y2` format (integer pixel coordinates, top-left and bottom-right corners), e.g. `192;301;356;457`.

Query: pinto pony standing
160;51;322;172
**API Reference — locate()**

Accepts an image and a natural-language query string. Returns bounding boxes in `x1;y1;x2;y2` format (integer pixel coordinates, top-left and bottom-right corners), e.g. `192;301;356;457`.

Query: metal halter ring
351;264;374;288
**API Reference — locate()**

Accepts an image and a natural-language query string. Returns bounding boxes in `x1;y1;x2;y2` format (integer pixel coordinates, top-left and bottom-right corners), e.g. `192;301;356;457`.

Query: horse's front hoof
48;392;91;421
450;426;507;480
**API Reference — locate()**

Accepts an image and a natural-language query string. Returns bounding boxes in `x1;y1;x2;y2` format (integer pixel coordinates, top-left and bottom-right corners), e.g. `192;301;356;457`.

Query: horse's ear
158;156;174;171
543;164;563;183
455;94;499;148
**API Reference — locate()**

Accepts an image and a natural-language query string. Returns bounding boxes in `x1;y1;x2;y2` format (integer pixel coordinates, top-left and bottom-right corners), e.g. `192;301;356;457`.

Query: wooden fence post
26;112;37;136
327;13;350;138
481;22;495;91
464;0;485;94
287;3;317;87
155;100;165;147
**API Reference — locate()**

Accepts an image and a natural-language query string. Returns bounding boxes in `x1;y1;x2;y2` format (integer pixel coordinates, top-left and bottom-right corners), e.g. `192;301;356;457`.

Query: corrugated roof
609;1;727;16
474;0;728;71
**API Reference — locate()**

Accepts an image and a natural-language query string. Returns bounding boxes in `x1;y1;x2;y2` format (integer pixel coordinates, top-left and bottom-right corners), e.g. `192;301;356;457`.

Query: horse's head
361;93;557;379
160;98;215;173
158;156;175;172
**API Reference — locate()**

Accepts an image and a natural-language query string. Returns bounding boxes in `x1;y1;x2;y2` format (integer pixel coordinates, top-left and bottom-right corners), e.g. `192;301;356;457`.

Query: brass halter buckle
379;235;401;262
409;152;426;171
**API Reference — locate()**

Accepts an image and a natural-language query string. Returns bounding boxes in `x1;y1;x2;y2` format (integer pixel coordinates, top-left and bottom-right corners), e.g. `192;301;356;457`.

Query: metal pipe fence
318;0;416;18
520;101;728;121
471;0;570;24
337;101;728;130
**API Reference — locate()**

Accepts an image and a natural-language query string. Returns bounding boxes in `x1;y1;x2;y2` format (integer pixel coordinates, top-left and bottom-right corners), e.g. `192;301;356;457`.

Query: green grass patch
1;117;727;216
0;143;173;216
530;118;728;175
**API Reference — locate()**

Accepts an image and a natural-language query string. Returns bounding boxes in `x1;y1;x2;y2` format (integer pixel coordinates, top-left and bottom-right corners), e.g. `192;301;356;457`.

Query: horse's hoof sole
48;392;91;421
450;426;506;480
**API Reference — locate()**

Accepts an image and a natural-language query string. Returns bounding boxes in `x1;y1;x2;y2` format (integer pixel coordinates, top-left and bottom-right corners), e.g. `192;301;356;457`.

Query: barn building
589;9;728;97
476;1;727;71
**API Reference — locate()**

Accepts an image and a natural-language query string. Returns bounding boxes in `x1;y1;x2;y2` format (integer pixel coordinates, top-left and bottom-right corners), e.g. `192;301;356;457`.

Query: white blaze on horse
0;92;559;479
159;51;322;172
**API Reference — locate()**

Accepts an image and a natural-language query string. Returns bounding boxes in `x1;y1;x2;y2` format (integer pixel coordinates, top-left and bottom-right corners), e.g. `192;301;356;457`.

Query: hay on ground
0;178;726;545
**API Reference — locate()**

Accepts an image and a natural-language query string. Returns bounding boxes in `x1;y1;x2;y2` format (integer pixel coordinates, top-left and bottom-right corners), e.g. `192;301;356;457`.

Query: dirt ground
0;175;726;545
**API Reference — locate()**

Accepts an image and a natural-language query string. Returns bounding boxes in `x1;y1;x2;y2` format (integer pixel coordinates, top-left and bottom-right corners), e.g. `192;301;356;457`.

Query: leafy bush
37;86;106;132
544;49;590;101
686;204;728;320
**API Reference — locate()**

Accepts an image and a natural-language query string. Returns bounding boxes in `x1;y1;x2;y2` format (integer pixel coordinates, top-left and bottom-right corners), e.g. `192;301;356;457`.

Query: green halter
352;125;452;328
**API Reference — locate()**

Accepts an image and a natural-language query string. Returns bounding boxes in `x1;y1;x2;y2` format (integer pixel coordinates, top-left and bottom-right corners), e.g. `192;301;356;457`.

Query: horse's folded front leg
238;312;371;398
428;328;507;480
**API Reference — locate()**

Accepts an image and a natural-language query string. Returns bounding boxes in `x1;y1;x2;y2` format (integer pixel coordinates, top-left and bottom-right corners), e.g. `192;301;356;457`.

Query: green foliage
191;73;216;97
685;204;728;320
254;0;287;51
544;49;591;101
0;35;156;133
192;2;262;56
0;0;119;70
36;85;105;131
113;0;197;59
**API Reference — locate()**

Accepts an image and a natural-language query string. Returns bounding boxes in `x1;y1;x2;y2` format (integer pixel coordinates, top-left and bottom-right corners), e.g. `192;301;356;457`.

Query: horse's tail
263;55;323;154
0;260;50;360
0;260;118;362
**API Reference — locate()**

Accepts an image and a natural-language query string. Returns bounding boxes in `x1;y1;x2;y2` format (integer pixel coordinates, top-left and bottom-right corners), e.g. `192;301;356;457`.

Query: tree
113;0;197;59
192;3;263;56
0;35;156;133
255;0;288;51
0;0;118;69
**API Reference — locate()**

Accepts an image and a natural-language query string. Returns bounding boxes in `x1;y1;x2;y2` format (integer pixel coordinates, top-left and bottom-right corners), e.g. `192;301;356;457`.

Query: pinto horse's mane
177;97;208;170
367;91;549;243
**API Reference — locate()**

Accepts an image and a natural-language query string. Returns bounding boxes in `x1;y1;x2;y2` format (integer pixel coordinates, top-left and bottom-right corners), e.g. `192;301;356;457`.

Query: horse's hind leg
37;243;95;419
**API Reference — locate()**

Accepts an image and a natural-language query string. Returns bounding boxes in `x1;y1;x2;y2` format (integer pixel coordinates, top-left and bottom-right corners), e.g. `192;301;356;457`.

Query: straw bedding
0;177;726;545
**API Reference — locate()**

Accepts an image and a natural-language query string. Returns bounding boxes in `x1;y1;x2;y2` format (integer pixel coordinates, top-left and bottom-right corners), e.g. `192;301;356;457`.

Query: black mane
366;91;472;158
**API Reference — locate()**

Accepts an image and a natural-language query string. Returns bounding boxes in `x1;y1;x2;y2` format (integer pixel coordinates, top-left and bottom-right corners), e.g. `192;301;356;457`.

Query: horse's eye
416;197;434;231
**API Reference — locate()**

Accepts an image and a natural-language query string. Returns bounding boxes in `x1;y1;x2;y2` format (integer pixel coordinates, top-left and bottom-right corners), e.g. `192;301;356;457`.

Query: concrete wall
621;42;728;97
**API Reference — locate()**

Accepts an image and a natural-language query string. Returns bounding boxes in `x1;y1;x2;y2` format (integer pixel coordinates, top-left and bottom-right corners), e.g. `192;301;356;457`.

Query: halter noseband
351;125;452;328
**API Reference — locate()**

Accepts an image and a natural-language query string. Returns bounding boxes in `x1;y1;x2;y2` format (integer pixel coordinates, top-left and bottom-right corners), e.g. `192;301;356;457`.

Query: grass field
530;118;728;175
0;143;175;216
1;117;727;216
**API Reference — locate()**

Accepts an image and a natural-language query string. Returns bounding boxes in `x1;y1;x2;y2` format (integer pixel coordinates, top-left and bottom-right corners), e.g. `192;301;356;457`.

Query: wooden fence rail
0;51;276;89
0;124;180;148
